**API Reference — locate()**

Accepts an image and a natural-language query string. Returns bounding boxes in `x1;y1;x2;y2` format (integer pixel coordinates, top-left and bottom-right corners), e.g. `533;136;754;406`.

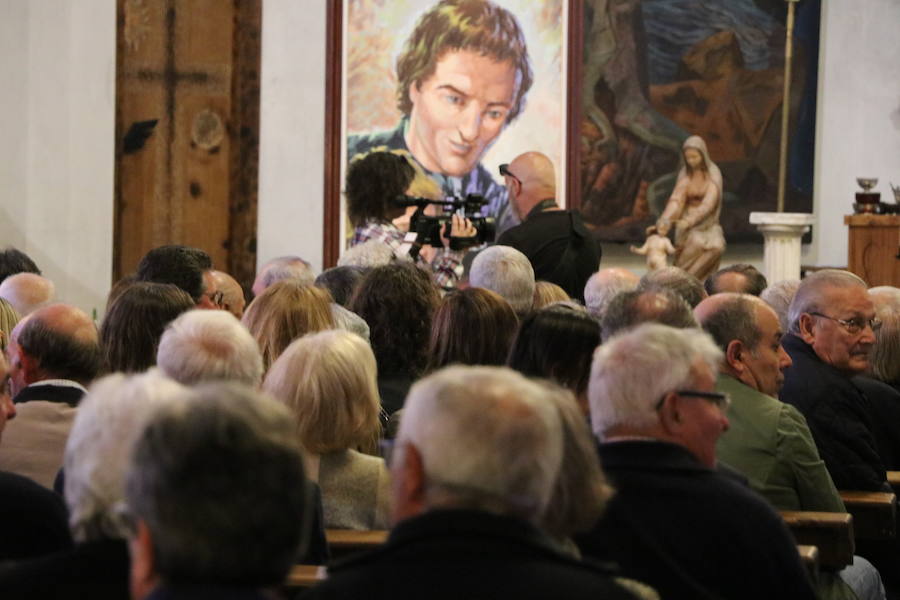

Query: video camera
394;194;496;257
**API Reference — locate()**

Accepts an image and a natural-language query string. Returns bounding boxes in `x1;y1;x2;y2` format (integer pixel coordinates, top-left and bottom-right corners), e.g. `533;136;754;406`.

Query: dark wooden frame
323;0;582;268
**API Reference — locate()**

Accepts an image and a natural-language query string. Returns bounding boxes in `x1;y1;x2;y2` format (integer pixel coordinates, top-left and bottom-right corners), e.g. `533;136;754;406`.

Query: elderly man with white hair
469;246;535;316
304;365;638;600
252;255;316;297
156;310;263;387
583;267;639;321
577;323;815;600
0;272;55;316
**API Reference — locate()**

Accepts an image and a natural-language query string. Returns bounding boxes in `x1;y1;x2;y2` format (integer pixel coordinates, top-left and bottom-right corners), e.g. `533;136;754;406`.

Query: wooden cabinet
844;214;900;287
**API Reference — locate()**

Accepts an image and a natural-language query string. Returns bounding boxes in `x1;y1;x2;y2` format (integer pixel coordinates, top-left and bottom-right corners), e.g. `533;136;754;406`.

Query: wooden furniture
839;491;897;540
797;545;820;585
844;214;900;287
285;564;327;590
780;511;854;570
887;471;900;495
325;529;388;559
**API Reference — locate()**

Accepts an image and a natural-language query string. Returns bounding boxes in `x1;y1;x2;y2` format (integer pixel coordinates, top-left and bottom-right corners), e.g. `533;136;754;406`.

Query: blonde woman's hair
0;297;20;351
263;329;381;455
242;281;334;371
532;281;570;310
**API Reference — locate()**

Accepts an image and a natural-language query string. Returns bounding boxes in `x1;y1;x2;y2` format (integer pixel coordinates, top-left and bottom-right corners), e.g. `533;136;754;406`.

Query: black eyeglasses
656;389;731;411
498;163;521;185
808;312;882;335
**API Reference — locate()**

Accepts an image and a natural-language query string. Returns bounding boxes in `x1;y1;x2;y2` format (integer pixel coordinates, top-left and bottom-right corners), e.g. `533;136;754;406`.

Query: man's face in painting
405;49;519;178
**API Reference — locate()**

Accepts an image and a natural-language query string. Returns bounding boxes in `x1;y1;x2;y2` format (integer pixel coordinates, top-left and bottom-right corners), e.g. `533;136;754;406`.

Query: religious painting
329;0;569;255
576;0;821;243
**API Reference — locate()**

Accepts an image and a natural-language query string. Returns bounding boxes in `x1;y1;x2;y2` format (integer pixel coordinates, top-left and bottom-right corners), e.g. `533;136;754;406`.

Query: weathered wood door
114;0;260;289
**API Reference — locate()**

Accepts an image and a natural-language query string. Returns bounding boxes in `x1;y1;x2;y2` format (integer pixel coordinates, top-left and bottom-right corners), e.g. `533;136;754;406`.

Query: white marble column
749;212;815;283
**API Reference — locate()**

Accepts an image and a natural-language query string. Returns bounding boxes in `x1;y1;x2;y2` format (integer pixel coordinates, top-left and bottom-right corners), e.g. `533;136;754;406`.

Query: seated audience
251;255;315;297
583;267;640;322
0;304;102;488
532;281;570;310
469;245;536;317
704;263;767;296
125;384;312;600
304;365;639;600
210;270;246;319
0;296;19;351
0;272;55;316
156;310;263;387
495;152;600;302
638;265;706;308
578;323;816;600
0;246;41;283
346;151;472;288
348;262;440;416
338;240;398;269
135;245;219;309
869;310;900;392
0;349;72;562
425;287;518;373
315;266;367;307
600;289;696;342
241;280;334;372
507;305;600;415
100;282;194;374
760;278;801;331
264;330;389;530
869;286;900;314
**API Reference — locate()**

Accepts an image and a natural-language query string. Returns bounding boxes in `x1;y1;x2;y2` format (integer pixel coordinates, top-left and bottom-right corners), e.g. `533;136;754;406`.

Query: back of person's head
760;279;800;332
397;365;562;522
125;383;309;588
252;256;316;297
0;272;55;316
156;310;263;387
136;245;212;303
338;240;398;268
12;303;101;385
64;371;188;543
532;281;570;310
694;293;762;353
242;281;334;371
101;282;194;374
211;270;246;319
787;269;868;334
469;245;535;315
870;310;900;385
507;305;600;404
0;297;20;352
0;247;41;283
601;289;697;342
704;263;767;296
345;151;416;227
583;268;639;320
538;381;611;540
426;287;518;372
349;262;439;378
263;329;381;455
869;286;900;314
639;266;706;308
589;323;721;437
315;266;367;306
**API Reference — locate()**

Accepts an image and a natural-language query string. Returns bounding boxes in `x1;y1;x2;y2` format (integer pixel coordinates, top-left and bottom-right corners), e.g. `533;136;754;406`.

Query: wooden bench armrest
839;491;896;540
325;529;389;548
797;545;820;586
285;564;327;589
885;471;900;495
780;511;854;570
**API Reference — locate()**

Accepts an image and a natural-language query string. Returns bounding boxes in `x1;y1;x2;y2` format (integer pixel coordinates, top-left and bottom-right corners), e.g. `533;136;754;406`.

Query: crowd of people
0;232;899;600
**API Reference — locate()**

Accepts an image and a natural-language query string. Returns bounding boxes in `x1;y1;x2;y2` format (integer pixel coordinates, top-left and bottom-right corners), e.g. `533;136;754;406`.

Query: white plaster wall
258;0;327;274
0;0;115;317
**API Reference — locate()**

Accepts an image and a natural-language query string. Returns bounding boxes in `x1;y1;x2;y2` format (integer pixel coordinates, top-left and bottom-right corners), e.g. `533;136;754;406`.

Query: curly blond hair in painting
396;0;533;122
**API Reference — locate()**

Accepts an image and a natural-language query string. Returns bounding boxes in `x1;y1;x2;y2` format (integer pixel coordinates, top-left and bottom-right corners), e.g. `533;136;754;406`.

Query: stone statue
652;135;725;281
630;230;675;270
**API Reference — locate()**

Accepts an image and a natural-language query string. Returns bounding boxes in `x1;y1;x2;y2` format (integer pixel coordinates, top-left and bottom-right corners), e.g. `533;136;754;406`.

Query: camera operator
346;151;476;289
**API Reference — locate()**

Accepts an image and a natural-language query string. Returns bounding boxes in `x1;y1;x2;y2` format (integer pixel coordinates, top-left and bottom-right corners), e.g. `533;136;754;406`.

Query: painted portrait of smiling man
344;0;566;237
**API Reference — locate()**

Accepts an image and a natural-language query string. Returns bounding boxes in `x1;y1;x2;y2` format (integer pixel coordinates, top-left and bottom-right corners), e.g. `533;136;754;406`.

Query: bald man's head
505;152;557;219
211;270;246;319
8;303;101;394
0;272;55;316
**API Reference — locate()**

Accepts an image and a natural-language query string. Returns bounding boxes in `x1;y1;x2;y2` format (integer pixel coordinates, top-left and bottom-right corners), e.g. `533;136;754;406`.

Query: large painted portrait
330;0;568;254
575;0;821;243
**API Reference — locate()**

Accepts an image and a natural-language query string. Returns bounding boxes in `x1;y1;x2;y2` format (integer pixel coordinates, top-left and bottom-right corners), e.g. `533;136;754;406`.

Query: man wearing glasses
577;323;815;600
779;270;890;493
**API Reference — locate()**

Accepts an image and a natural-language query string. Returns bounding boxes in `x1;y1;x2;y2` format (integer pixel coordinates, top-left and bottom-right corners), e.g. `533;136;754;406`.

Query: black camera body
395;194;496;252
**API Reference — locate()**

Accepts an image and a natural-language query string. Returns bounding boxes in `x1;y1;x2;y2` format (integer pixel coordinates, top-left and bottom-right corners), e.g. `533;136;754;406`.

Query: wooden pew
839;491;896;540
797;545;820;586
325;529;388;559
780;511;854;570
886;471;900;495
285;564;327;590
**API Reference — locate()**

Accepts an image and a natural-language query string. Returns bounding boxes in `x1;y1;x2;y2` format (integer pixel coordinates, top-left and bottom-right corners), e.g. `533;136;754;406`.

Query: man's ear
17;349;43;385
408;81;421;105
656;392;683;435
391;442;426;526
797;313;817;345
129;519;158;600
724;339;746;375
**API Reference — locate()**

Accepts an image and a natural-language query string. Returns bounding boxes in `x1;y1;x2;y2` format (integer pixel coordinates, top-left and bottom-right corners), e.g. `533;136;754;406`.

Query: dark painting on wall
576;0;820;243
